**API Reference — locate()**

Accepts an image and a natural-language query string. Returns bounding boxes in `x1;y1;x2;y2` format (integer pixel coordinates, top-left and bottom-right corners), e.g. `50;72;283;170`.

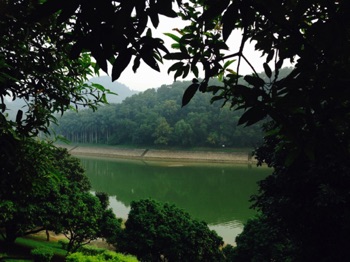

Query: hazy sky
102;16;287;91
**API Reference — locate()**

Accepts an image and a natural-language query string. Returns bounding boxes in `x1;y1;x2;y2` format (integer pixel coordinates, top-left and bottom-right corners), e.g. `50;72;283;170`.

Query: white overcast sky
102;16;289;91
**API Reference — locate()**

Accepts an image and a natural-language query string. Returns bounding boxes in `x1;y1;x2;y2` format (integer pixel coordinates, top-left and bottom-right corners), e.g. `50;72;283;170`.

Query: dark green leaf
173;67;183;80
16;110;23;124
206;85;221;93
199;81;208;92
70;41;84;60
182;83;199;107
132;56;141;73
244;75;265;88
192;65;199;78
112;48;133;81
238;107;266;126
148;8;159;28
163;52;190;60
263;63;272;78
156;0;177;18
276;59;284;70
146;28;152;37
141;37;169;54
182;64;190;78
210;96;224;103
91;45;108;73
101;93;108;104
168;62;184;74
164;33;181;43
171;43;181;49
140;48;160;72
223;2;240;41
223;59;235;69
266;50;274;63
215;41;229;50
91;83;105;91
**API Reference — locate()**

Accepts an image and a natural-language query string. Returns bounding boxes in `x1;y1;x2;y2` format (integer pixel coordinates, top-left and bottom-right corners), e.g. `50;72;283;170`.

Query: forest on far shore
54;79;266;148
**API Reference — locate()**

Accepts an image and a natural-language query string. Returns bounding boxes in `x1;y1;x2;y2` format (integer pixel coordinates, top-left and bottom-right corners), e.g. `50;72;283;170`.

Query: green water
78;156;271;244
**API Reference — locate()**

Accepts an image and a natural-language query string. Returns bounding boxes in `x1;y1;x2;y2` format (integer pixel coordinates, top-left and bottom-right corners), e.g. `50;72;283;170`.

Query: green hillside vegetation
54;80;265;148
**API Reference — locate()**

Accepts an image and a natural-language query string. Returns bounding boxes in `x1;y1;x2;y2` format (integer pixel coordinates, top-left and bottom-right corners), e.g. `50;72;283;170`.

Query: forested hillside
54;80;265;148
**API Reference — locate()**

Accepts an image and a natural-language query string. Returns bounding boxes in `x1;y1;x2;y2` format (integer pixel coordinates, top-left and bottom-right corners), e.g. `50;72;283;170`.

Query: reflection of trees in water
79;157;271;224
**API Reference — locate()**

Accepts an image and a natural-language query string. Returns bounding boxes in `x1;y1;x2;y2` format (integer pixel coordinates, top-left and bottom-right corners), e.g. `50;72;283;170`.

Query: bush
230;216;295;262
30;247;54;262
66;251;138;262
78;245;105;256
117;199;224;262
58;239;69;250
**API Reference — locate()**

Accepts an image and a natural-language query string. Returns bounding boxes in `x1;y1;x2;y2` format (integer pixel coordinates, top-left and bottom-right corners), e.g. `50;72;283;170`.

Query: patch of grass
1;239;66;262
15;237;67;257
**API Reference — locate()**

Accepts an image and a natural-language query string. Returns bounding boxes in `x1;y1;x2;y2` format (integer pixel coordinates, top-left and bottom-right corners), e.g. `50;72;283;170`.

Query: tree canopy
0;1;116;137
0;140;121;253
117;199;224;262
55;79;265;147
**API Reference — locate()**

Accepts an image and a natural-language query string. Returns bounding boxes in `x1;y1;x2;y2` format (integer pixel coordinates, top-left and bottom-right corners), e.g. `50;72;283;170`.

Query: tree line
54;80;264;148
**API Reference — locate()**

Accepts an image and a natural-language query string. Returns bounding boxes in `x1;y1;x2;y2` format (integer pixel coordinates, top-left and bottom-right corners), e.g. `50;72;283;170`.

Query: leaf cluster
0;1;115;137
165;1;350;147
33;0;181;82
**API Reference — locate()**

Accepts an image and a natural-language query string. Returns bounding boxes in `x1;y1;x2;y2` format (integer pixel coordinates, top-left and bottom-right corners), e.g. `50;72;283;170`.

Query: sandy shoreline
60;145;255;164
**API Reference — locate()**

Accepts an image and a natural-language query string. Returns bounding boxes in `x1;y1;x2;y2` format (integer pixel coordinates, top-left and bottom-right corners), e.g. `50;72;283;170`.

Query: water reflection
79;156;271;244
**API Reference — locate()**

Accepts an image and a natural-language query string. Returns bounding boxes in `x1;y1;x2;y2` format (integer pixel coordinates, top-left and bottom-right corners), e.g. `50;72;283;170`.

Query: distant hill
88;76;139;104
4;76;137;120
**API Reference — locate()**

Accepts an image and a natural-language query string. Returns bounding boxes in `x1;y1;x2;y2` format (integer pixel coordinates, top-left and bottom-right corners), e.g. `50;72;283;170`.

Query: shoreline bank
60;145;256;164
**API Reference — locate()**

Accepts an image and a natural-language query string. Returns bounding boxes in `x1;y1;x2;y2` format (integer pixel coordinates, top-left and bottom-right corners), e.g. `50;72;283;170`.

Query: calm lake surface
78;156;271;245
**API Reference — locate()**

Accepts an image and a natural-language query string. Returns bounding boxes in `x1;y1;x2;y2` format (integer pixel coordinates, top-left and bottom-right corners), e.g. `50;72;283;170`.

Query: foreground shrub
117;199;224;262
58;239;69;250
78;244;105;256
31;247;54;262
66;250;138;262
231;215;295;262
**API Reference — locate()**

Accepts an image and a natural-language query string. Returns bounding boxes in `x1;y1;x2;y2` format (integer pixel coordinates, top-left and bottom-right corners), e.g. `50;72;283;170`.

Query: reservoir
78;156;271;245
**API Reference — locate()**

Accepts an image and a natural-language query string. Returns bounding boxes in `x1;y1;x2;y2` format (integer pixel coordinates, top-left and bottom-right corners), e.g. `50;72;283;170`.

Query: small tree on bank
117;199;224;262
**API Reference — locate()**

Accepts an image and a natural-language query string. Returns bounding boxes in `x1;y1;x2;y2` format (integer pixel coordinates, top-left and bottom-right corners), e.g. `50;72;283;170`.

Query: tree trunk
46;229;50;241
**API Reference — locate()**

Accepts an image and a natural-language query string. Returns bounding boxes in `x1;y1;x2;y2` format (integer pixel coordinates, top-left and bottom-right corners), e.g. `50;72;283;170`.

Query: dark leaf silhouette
112;48;133;81
182;83;199;107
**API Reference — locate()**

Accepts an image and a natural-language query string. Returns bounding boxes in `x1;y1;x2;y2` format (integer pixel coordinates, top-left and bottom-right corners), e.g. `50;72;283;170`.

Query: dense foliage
55;80;264;148
117;199;224;262
161;1;350;261
0;138;62;244
0;139;121;253
0;1;114;138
